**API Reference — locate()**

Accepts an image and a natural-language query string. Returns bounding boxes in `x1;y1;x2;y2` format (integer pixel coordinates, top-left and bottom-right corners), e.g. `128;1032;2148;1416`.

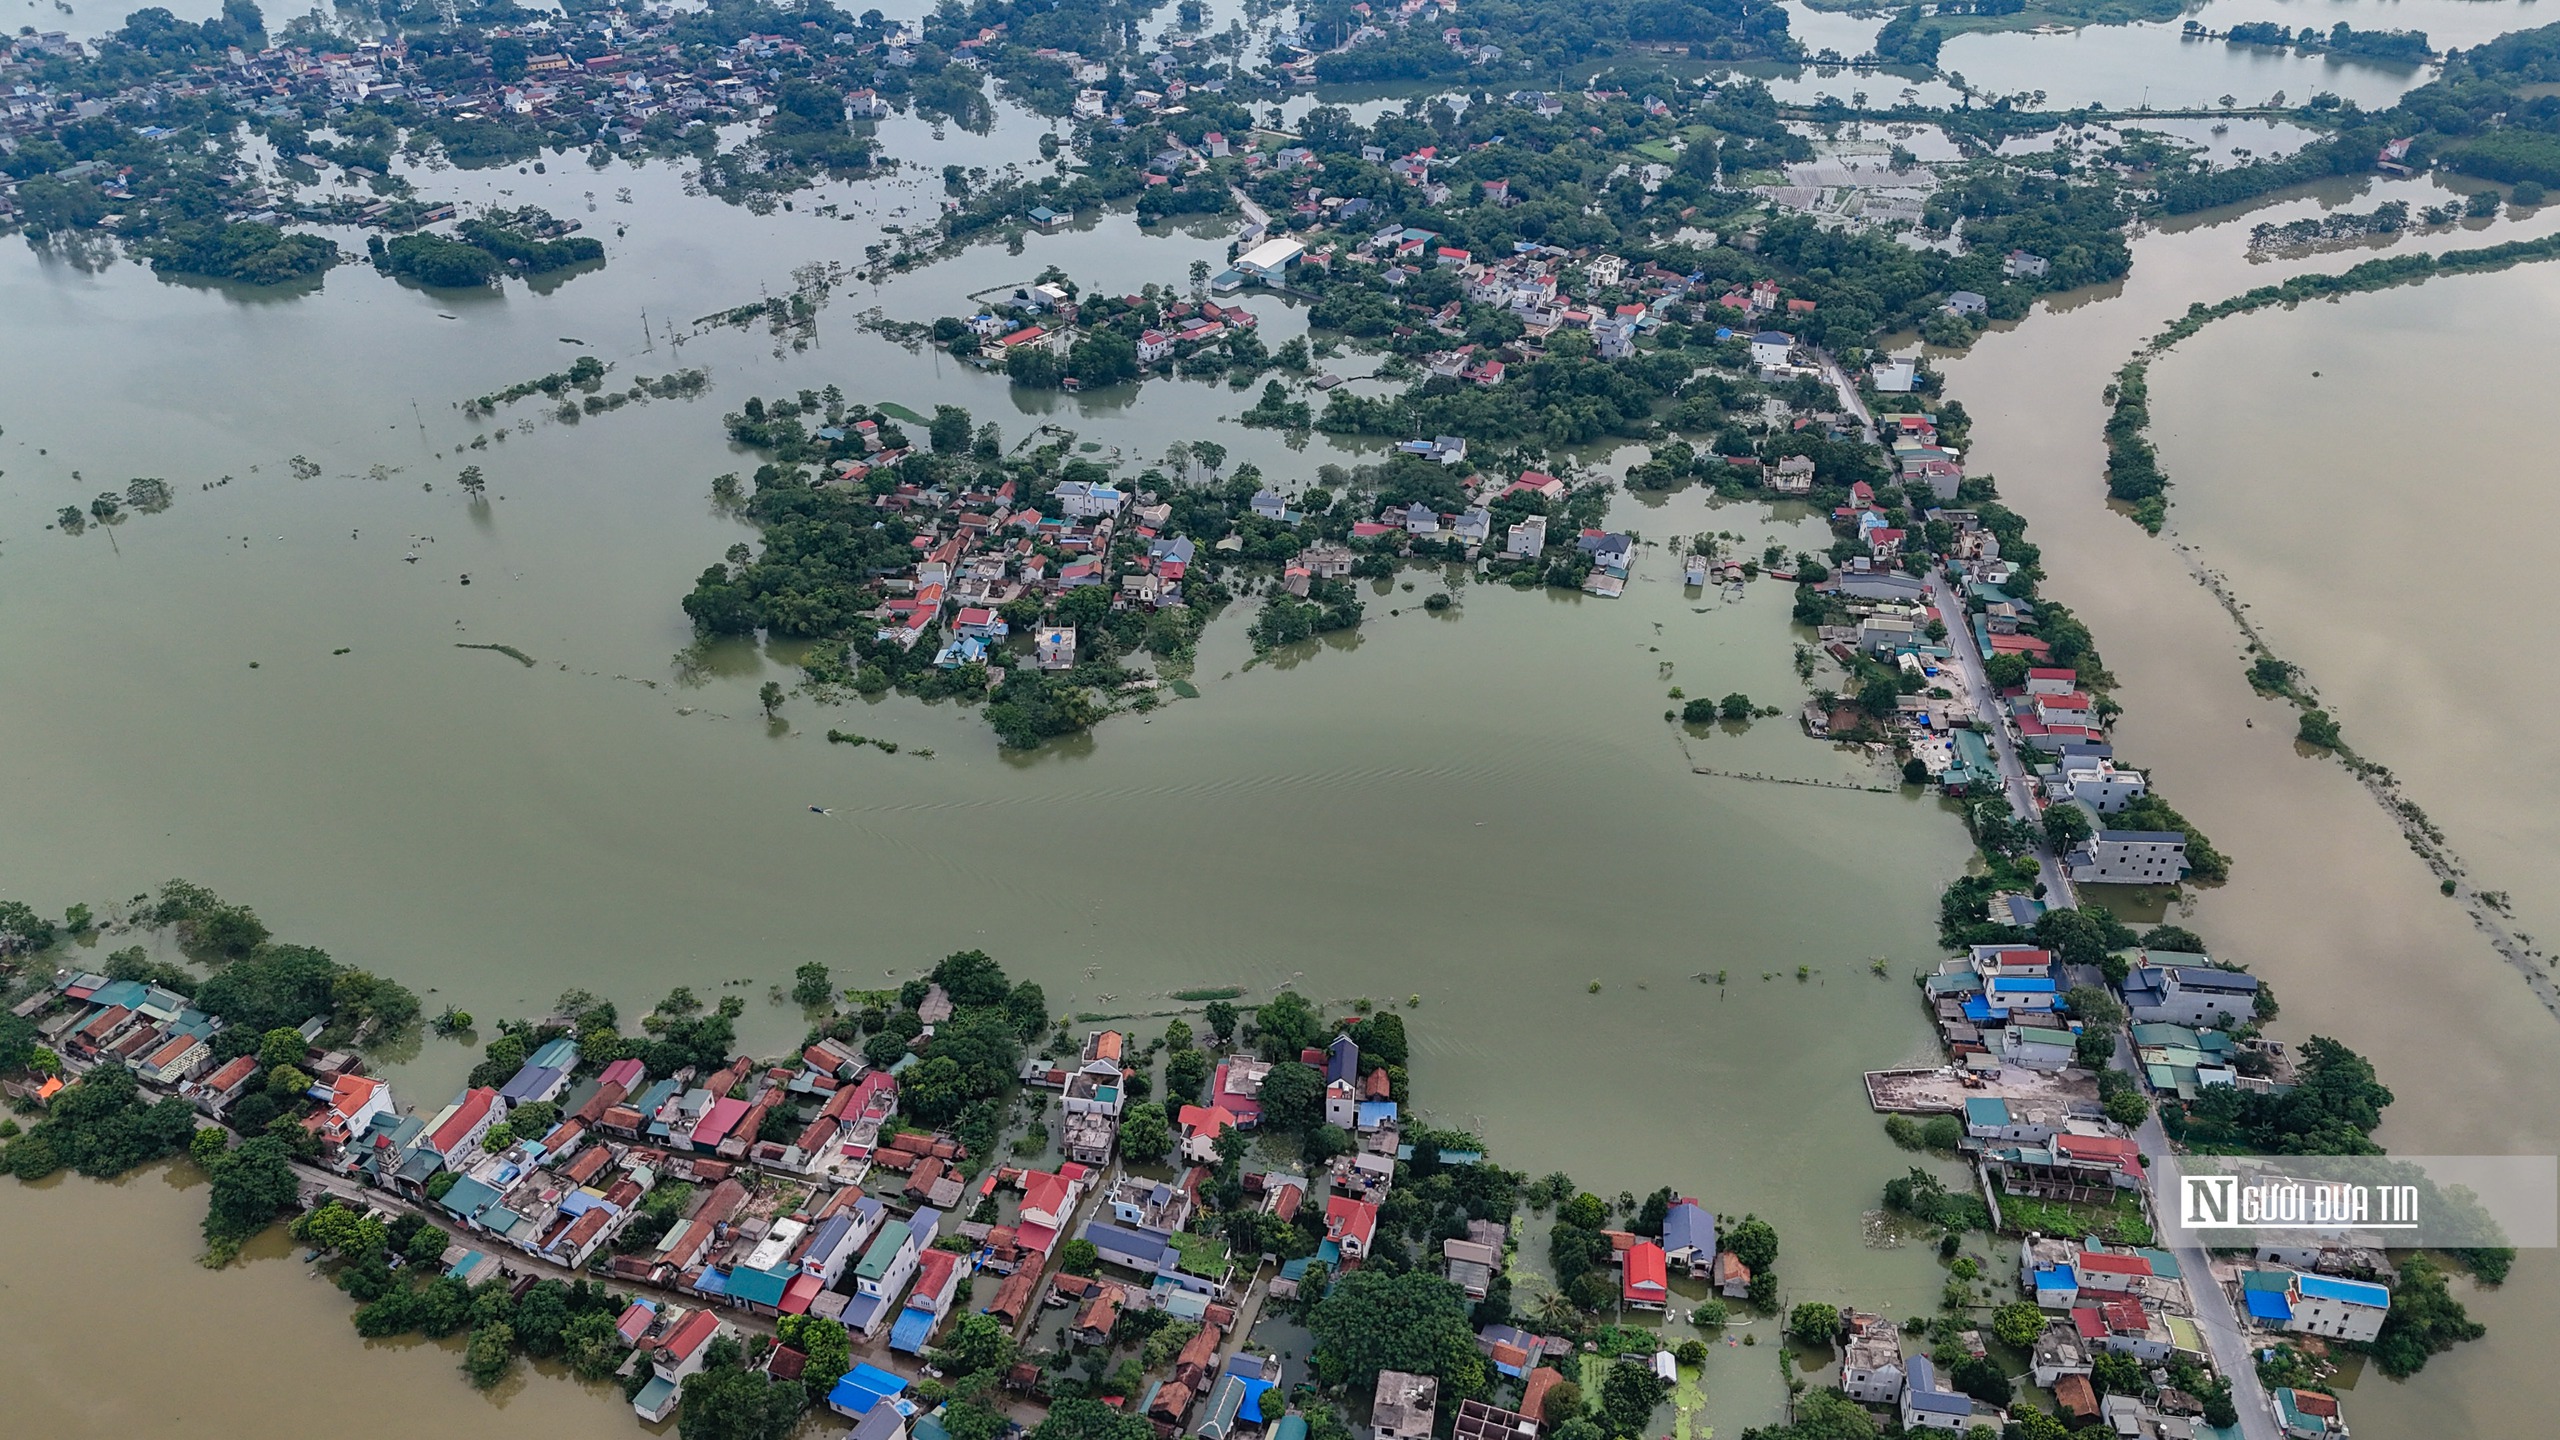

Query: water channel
1941;175;2560;1440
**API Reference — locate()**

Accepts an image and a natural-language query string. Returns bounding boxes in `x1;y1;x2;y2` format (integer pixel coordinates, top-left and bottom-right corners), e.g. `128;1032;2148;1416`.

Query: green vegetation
1307;1267;1486;1396
2162;1035;2392;1153
1882;1167;1992;1231
368;210;603;289
142;221;341;285
2356;1253;2485;1377
2101;364;2167;532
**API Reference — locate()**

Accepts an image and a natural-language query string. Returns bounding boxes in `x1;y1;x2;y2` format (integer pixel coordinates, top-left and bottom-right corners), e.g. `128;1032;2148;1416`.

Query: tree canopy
1308;1268;1485;1396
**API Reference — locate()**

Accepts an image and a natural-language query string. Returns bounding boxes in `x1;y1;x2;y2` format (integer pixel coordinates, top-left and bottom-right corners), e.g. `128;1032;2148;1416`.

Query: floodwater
0;1164;647;1439
1939;171;2560;1440
0;156;1971;1440
7;11;2560;1435
1769;0;2551;110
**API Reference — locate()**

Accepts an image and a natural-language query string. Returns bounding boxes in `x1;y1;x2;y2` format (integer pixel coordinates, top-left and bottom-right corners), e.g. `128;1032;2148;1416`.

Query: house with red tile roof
426;1086;506;1167
305;1073;395;1150
1177;1104;1240;1163
1325;1195;1379;1259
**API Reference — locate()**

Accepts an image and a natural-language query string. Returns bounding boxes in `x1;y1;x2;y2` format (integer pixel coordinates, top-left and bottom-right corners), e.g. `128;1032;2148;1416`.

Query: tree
464;1321;517;1388
1598;1362;1668;1435
930;405;974;454
1120;1101;1172;1164
1856;674;1900;719
1308;1268;1484;1395
1255;1061;1326;1133
2297;709;2343;748
1991;1301;2046;1347
1724;1215;1778;1275
1719;693;1753;720
201;1133;300;1255
2140;924;2207;954
1254;991;1325;1058
1203;1000;1239;1045
1537;1378;1584;1425
457;466;487;498
2042;801;2093;853
792;962;833;1008
778;1311;852;1390
678;1360;806;1440
900;1055;971;1126
259;1026;307;1069
1034;1397;1158;1440
1058;1238;1100;1275
1948;1354;2011;1406
1558;1192;1608;1231
932;949;1015;1008
760;681;785;718
2090;1350;2142;1395
935;1311;1015;1376
1166;1047;1212;1104
1789;1302;1841;1346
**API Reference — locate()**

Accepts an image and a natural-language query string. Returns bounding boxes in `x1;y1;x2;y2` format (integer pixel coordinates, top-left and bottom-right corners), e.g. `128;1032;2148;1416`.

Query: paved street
1929;565;2276;1440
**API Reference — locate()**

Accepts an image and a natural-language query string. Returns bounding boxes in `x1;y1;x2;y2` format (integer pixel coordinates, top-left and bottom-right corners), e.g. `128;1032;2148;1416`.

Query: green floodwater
13;10;2560;1428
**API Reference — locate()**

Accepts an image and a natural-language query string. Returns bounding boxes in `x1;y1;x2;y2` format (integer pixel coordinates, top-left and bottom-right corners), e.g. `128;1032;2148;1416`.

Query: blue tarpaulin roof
2245;1289;2294;1322
2298;1274;2389;1308
889;1307;937;1354
829;1364;910;1416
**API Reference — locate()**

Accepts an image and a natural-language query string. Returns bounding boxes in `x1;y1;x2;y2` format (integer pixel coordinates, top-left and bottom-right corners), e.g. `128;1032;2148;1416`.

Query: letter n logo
2183;1175;2234;1226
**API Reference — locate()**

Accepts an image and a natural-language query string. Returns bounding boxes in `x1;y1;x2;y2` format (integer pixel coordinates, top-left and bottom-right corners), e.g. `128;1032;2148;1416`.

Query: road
1930;566;2275;1440
1926;567;2074;905
1815;348;1877;443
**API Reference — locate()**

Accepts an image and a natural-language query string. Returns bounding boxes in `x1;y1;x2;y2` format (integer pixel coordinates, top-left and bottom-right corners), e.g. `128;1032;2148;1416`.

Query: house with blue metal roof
2286;1272;2390;1342
828;1362;913;1420
1900;1353;1996;1432
1660;1198;1715;1276
1325;1033;1359;1085
2031;1264;2079;1309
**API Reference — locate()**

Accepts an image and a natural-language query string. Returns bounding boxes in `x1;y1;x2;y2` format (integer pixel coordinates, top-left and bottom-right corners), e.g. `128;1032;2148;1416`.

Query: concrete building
2065;830;2189;885
1372;1370;1439;1440
2121;965;2261;1029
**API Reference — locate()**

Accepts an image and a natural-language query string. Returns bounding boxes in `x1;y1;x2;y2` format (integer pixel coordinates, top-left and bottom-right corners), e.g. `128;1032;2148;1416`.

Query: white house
2066;830;2189;885
1839;1314;1905;1403
1505;516;1547;559
2276;1273;2391;1343
2052;757;2147;813
1748;330;1794;368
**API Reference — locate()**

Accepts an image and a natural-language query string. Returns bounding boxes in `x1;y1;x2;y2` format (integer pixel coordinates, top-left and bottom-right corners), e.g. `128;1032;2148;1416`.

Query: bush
1788;1302;1841;1346
1680;698;1715;723
1885;1114;1924;1149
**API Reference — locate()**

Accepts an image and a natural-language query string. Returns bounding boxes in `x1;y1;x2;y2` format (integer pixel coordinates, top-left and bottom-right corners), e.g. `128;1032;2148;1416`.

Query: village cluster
11;920;2383;1440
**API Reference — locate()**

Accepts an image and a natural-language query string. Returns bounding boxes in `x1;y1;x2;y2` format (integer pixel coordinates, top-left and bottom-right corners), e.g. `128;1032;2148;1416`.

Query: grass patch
1170;986;1246;1002
1998;1188;2154;1246
872;401;929;423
